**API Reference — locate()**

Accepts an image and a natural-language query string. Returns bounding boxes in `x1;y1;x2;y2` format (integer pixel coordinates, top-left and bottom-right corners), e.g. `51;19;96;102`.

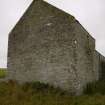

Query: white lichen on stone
46;23;52;26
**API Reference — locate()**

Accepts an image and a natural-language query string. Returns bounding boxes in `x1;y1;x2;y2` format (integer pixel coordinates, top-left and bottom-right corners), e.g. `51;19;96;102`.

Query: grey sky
0;0;105;68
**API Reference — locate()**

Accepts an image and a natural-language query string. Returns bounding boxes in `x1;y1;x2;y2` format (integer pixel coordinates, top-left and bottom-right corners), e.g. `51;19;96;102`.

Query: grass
0;68;7;78
0;80;105;105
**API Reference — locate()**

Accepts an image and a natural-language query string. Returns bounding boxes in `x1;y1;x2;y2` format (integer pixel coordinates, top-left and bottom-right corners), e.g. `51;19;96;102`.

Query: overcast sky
0;0;105;68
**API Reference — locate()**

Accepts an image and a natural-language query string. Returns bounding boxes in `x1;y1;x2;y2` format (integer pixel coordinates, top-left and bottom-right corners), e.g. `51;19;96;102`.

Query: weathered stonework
94;51;105;80
7;0;105;95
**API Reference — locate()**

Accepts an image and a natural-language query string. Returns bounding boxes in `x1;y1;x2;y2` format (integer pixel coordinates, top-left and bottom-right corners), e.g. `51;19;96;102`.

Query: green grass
0;68;7;78
0;80;105;105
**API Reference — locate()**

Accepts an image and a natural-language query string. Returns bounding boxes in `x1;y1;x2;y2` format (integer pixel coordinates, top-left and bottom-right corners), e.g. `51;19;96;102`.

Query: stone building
7;0;105;95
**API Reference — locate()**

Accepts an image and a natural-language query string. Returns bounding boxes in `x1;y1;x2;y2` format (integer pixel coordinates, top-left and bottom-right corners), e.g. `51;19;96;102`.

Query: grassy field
0;68;7;78
0;80;105;105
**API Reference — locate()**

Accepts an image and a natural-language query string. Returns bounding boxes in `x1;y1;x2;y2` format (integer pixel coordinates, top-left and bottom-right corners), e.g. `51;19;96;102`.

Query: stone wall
7;0;105;95
71;22;97;94
94;50;100;80
94;51;105;80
